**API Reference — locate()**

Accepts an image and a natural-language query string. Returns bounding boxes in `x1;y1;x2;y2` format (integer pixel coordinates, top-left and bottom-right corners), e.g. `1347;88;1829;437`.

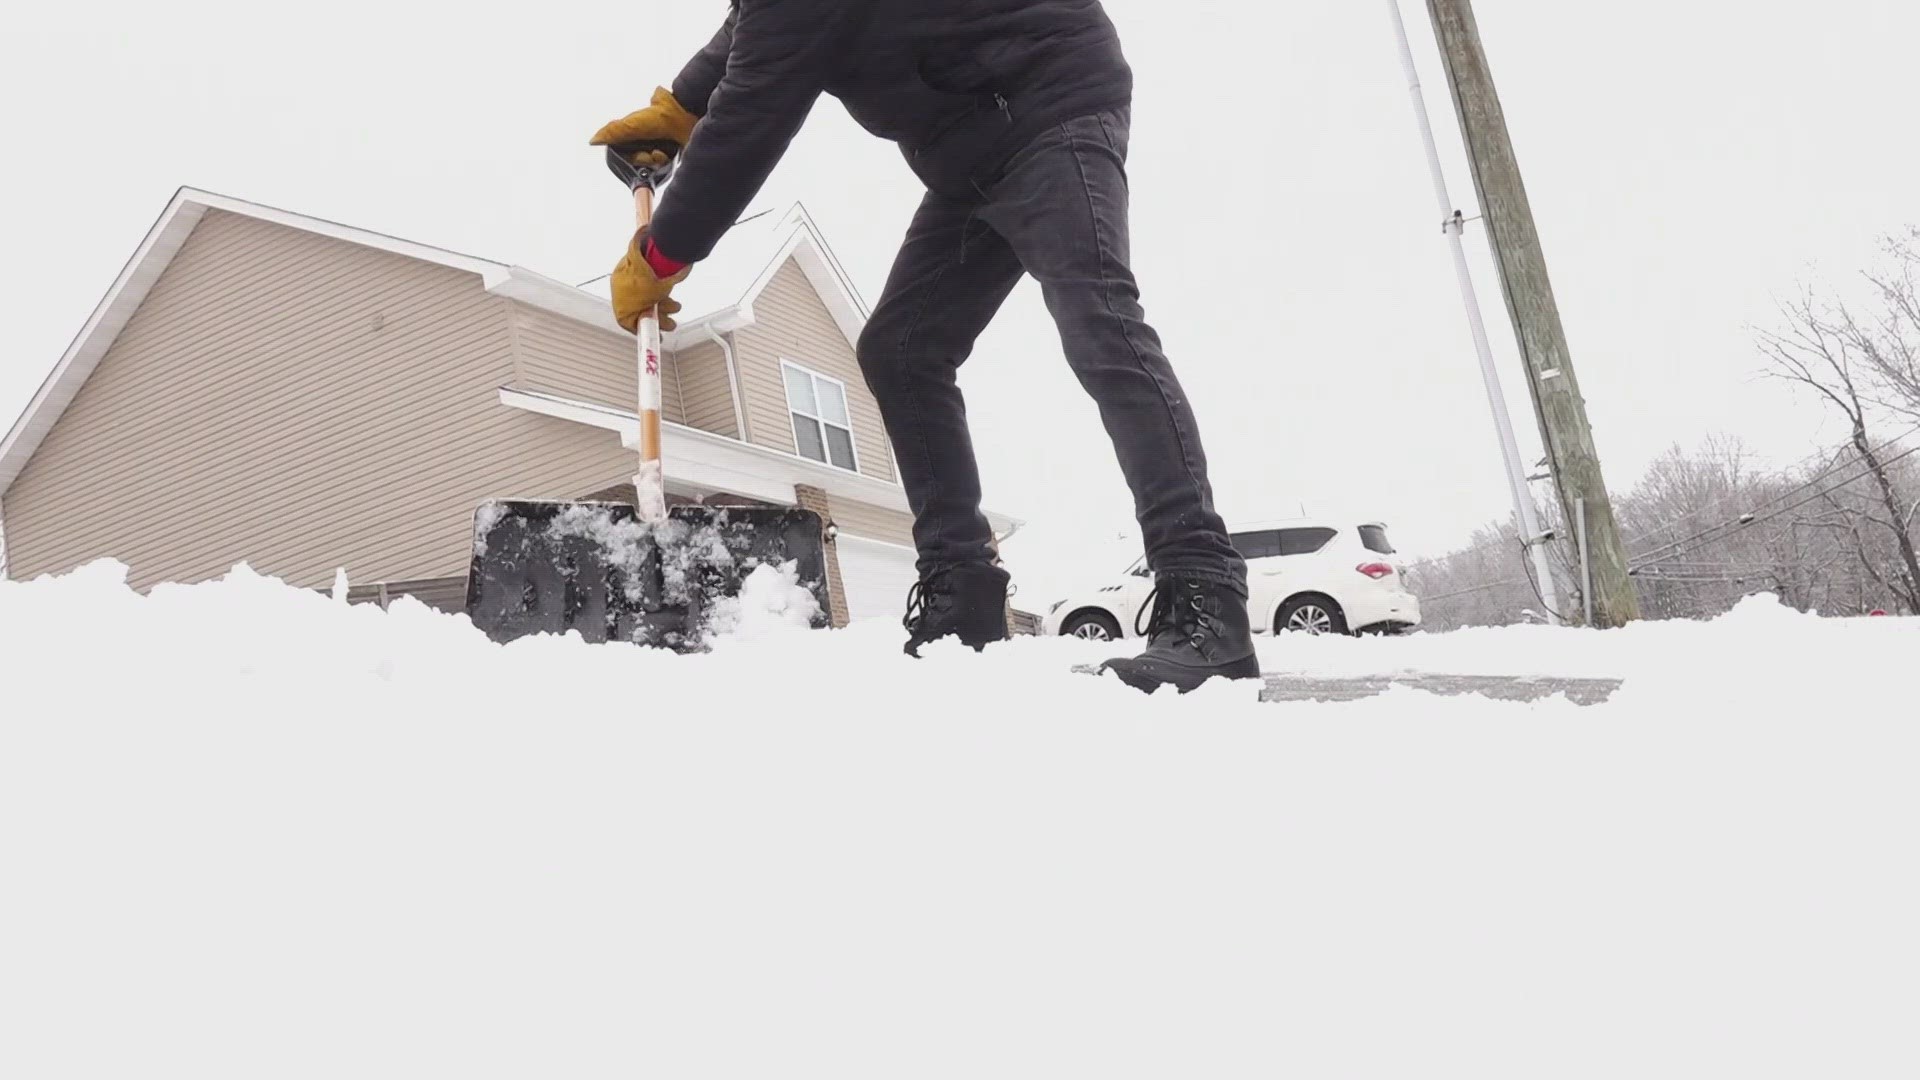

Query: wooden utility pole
1424;0;1640;626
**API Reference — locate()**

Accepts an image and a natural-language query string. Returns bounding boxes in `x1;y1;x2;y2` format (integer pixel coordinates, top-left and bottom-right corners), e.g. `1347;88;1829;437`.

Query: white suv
1039;518;1421;640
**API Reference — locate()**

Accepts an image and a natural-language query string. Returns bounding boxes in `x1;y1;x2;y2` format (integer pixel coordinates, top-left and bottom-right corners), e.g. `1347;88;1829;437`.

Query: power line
1418;576;1527;603
1418;427;1919;609
1627;426;1919;565
1517;539;1573;623
1619;421;1920;554
1639;563;1787;573
1633;568;1783;581
1639;445;1919;568
1630;440;1920;572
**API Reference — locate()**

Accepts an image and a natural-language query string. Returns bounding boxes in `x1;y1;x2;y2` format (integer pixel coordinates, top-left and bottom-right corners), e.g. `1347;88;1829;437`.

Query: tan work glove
589;87;699;166
610;228;690;333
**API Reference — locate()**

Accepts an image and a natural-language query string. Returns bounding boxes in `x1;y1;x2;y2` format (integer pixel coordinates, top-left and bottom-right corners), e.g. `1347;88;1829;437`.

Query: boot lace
903;580;930;634
1134;580;1216;651
903;573;953;637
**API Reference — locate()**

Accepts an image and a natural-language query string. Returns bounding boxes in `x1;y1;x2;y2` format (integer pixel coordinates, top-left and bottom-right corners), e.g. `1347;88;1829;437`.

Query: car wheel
1061;610;1123;642
1275;595;1349;636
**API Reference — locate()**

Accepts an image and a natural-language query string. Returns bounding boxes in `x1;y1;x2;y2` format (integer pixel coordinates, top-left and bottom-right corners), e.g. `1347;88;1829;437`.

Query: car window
1358;525;1395;555
1277;528;1338;556
1230;531;1283;560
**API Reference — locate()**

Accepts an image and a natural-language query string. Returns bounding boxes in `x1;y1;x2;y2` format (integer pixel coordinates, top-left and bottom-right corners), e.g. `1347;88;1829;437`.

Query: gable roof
580;201;872;351
0;188;873;497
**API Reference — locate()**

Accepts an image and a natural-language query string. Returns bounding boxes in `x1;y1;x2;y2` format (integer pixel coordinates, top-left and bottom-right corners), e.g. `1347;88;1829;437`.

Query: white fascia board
497;387;913;514
182;188;512;287
490;266;759;349
487;268;628;334
498;387;1022;538
662;305;755;349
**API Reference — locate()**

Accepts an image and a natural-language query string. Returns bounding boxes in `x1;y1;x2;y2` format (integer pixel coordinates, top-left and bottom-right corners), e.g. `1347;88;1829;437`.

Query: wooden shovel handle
634;185;662;467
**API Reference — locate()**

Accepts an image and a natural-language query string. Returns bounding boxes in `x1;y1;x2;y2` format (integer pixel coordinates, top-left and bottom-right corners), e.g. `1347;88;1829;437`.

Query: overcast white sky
5;0;1917;586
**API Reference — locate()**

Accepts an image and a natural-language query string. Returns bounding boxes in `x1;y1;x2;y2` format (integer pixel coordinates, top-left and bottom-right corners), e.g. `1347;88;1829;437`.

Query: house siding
735;260;896;484
830;499;915;548
2;209;635;591
508;305;740;440
673;336;740;439
510;304;681;426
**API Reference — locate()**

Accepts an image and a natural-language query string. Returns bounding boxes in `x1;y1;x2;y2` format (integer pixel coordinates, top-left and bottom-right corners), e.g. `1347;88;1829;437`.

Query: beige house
0;188;1019;624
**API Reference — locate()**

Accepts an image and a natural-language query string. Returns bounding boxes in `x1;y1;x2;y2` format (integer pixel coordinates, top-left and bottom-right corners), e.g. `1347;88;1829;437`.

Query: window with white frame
782;360;859;472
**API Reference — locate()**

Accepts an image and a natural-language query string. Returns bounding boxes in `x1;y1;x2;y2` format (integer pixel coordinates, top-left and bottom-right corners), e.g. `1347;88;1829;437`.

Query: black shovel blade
464;500;831;651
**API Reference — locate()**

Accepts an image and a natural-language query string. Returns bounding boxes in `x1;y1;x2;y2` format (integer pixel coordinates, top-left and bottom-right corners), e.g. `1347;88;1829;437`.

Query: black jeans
856;107;1247;595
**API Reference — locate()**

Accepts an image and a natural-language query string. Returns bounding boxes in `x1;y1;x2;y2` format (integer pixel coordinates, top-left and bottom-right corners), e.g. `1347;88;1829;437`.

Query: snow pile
702;560;823;639
2;563;1916;1078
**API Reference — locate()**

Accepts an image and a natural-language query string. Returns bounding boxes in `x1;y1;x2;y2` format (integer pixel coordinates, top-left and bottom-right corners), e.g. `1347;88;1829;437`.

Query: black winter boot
1101;578;1261;694
902;562;1012;658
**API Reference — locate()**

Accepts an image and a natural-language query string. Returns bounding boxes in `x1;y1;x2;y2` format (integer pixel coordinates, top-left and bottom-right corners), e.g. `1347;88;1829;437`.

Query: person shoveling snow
589;0;1255;694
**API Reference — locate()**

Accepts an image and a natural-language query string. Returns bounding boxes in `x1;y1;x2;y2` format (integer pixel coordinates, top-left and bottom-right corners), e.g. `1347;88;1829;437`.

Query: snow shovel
463;143;832;649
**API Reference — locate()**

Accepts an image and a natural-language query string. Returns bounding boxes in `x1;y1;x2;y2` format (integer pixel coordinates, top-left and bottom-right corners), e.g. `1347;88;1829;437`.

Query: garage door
836;534;920;622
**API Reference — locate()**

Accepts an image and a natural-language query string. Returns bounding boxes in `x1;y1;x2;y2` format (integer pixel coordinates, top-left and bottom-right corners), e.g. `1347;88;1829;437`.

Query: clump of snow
1719;589;1812;624
703;560;823;640
543;503;657;605
633;461;667;522
2;559;1916;1078
549;502;652;564
654;516;738;608
469;499;510;557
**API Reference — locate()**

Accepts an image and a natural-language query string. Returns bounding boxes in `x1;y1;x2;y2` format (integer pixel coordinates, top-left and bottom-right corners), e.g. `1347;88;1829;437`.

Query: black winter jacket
648;0;1133;263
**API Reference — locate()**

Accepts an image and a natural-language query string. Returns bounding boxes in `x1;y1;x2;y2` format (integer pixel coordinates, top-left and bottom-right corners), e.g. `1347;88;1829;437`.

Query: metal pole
1576;496;1593;627
1386;0;1562;624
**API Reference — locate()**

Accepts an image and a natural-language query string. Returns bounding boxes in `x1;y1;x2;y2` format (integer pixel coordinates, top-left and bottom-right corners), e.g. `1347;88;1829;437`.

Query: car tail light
1356;562;1394;580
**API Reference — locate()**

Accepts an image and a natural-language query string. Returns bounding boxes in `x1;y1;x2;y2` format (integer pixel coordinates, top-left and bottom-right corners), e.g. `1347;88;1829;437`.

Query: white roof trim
487;267;629;336
189;189;512;286
746;207;871;346
661;203;871;353
498;387;1021;536
498;386;908;515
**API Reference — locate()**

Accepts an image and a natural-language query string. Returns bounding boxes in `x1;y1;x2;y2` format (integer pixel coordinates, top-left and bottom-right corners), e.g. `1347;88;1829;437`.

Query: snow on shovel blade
464;500;831;651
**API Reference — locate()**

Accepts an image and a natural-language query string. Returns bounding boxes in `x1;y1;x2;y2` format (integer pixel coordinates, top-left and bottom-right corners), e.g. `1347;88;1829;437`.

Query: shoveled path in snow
1258;671;1623;704
1069;664;1626;704
2;560;1916;1079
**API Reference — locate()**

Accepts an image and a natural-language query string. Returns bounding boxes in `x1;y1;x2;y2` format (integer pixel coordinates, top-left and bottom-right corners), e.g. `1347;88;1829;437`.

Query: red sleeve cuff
642;237;688;279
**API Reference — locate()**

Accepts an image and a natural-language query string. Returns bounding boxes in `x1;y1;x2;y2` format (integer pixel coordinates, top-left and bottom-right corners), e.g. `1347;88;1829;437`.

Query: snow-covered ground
3;560;1915;1078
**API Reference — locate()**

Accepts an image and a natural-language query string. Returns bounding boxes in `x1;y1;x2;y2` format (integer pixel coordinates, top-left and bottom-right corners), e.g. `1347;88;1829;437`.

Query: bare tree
1758;295;1920;613
1404;518;1549;631
1413;427;1920;627
1854;229;1920;420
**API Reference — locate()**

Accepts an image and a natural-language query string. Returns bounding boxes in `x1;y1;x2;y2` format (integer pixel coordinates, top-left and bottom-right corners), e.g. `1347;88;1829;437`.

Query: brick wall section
793;483;849;629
